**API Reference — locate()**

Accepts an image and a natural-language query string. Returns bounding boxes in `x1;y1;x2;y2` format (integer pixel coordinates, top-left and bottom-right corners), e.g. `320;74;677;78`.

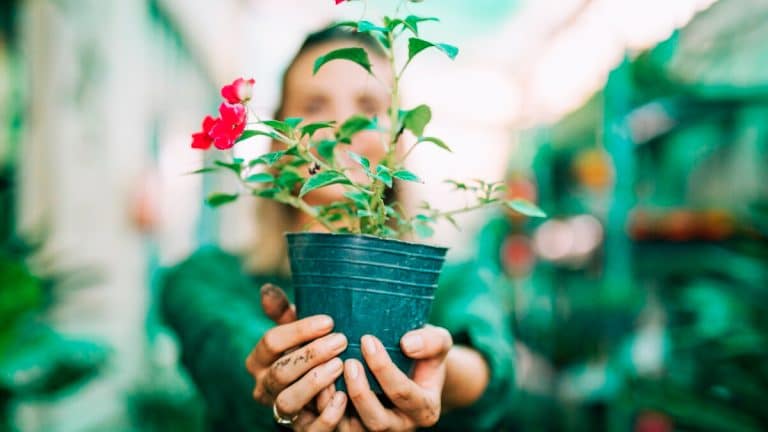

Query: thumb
260;283;297;324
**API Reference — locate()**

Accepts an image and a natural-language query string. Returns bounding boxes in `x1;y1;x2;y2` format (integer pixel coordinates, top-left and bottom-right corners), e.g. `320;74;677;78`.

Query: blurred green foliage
501;1;768;430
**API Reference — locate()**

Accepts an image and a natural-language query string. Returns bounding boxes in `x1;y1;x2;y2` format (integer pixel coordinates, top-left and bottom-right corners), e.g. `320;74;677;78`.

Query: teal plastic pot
286;232;447;393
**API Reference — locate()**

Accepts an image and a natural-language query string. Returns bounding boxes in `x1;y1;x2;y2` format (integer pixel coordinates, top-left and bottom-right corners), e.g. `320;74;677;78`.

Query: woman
162;26;515;431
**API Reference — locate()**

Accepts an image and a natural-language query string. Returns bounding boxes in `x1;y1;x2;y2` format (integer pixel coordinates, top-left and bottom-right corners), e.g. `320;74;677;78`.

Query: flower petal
191;132;212;150
221;78;244;104
213;134;234;150
202;115;218;133
219;102;246;124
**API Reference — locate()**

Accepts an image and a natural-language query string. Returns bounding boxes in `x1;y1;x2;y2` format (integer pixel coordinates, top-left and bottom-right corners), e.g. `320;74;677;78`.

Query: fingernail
346;360;359;379
327;357;343;372
362;335;377;355
314;315;333;332
402;334;424;353
329;333;347;350
332;392;345;407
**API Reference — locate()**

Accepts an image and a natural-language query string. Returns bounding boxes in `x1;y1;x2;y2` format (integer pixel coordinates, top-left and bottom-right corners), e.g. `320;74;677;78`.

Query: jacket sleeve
428;259;516;431
160;247;279;431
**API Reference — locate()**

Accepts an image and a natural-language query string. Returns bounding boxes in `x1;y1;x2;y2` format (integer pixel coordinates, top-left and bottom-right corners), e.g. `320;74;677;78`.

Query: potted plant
189;0;545;392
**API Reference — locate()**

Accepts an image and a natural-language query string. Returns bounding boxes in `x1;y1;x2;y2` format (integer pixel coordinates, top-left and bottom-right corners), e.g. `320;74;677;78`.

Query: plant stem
433;200;503;219
368;29;401;234
290;197;336;232
401;140;419;162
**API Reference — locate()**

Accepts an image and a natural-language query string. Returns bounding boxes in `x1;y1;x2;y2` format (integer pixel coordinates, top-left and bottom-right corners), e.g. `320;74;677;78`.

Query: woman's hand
342;326;453;431
246;284;349;431
254;283;488;431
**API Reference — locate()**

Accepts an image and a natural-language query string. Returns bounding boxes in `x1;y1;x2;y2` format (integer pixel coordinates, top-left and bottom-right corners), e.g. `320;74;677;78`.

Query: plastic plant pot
286;232;447;393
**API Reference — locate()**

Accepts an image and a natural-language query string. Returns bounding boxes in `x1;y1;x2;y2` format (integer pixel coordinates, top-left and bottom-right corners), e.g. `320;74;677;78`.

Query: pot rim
285;231;448;253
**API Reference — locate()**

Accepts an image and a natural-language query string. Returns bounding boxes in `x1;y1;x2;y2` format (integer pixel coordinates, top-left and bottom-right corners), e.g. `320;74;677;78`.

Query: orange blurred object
572;148;614;190
698;209;734;240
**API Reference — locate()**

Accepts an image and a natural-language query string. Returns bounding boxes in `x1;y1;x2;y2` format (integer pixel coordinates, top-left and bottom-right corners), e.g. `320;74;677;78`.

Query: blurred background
2;0;768;430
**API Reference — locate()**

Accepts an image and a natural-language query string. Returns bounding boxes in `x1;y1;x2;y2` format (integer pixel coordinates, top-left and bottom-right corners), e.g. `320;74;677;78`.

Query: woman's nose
333;102;359;125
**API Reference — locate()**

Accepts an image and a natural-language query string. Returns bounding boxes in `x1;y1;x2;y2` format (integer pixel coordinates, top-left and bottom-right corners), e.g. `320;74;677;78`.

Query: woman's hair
247;25;389;274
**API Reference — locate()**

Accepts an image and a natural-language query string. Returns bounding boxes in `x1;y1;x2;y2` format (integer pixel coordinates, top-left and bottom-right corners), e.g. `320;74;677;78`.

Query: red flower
335;0;346;4
191;115;218;150
209;102;247;150
220;78;255;104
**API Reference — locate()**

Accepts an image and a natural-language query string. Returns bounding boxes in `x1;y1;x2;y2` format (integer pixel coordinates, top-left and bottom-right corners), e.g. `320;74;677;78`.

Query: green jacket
161;246;515;431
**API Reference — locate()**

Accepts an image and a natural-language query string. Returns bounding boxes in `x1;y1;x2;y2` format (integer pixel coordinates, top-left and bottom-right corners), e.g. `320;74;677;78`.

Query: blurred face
279;40;392;205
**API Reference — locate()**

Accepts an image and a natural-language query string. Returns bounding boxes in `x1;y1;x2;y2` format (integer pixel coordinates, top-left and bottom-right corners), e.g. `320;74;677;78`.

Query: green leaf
376;33;392;49
313;47;372;75
284;145;302;157
408;38;459;62
260;120;294;136
316;140;338;162
328;21;358;30
344;190;369;208
285;117;303;129
417;136;451;152
380;226;398;238
186;167;217;175
301;121;336;138
237;129;279;143
214;160;242;175
444;213;460;230
253;188;280;199
357;20;389;34
374;165;393;187
403;15;439;35
288;158;309;168
492;183;508;193
299;170;352;197
445;179;468;190
326;213;344;222
347;151;370;171
249;151;285;167
506;199;546;218
245;173;274;183
337;115;376;143
401;105;432;137
413;221;434;238
384;17;403;31
357;209;374;218
393;170;421;182
206;193;239;207
277;169;304;189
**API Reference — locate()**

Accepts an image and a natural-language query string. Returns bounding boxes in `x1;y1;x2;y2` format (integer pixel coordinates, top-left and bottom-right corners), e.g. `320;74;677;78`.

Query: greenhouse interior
1;0;767;430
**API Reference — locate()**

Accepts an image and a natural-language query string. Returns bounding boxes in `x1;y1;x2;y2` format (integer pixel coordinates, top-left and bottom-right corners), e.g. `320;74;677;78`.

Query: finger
362;335;439;426
411;356;448;395
249;315;334;367
338;416;365;432
260;283;296;324
266;333;347;393
344;359;407;432
308;392;347;432
274;357;344;417
316;384;336;412
400;325;453;360
293;410;317;430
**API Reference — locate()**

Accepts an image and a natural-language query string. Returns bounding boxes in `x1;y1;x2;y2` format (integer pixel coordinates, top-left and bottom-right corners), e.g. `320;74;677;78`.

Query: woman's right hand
246;284;349;431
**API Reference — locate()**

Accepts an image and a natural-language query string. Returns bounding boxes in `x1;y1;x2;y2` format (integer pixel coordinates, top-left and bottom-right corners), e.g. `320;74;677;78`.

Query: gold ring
273;402;298;426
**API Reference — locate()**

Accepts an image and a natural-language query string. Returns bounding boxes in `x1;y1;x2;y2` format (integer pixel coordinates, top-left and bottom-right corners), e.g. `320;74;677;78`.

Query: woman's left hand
340;325;453;431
